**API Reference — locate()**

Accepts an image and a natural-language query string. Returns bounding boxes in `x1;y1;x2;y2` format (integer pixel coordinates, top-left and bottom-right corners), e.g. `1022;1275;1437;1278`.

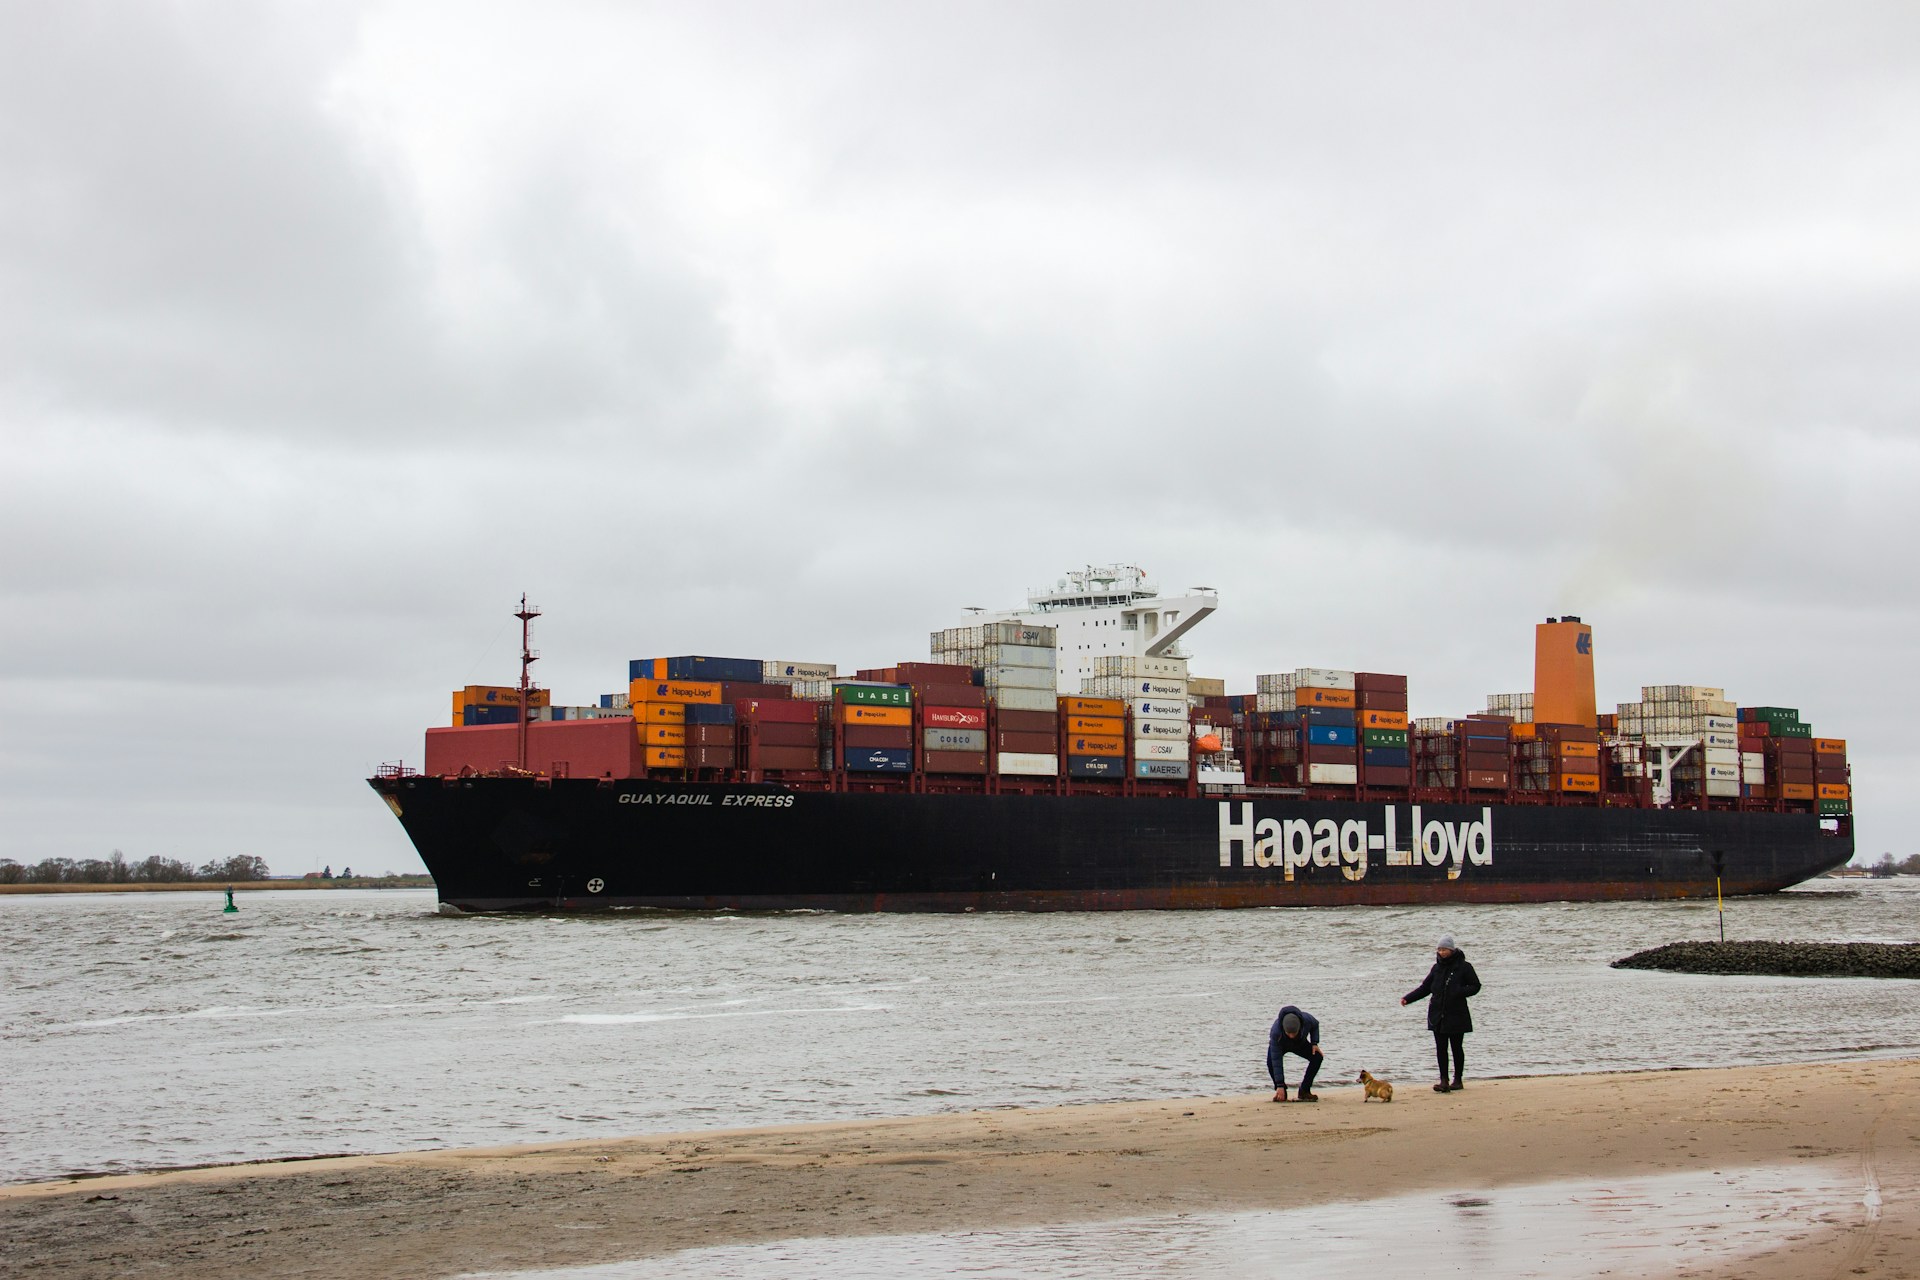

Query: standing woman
1402;934;1481;1092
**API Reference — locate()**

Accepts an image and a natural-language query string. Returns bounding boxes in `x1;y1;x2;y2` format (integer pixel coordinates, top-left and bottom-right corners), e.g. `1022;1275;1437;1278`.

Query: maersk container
1069;755;1125;778
1307;725;1357;747
996;751;1059;776
1307;762;1358;785
764;660;836;681
1134;759;1191;780
925;727;988;752
844;747;913;773
992;687;1058;713
1135;739;1191;761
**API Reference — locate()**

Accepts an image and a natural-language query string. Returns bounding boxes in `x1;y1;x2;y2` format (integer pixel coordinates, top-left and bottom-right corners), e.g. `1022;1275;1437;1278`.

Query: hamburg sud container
836;683;913;772
1060;695;1126;779
912;667;989;775
1355;672;1411;787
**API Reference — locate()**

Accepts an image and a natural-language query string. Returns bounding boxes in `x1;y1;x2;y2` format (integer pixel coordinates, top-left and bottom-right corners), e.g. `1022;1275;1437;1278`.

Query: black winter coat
1404;949;1481;1035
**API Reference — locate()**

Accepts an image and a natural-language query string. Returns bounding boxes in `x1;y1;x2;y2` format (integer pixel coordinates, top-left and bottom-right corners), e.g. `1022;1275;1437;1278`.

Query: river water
1;880;1914;1185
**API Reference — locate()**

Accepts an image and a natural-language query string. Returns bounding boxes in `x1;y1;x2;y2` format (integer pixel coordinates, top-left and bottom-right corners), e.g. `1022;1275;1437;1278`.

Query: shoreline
5;1058;1914;1278
0;880;432;895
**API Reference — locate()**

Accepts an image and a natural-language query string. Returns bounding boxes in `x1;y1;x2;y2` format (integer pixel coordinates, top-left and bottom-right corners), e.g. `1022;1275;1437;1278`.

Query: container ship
370;568;1853;912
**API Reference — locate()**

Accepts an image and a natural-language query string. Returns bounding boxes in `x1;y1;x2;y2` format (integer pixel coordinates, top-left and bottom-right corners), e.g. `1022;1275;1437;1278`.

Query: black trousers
1434;1031;1465;1083
1268;1040;1322;1092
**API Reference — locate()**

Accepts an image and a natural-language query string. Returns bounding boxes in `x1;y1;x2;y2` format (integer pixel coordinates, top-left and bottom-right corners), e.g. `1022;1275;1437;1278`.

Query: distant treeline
0;851;270;885
1866;854;1920;877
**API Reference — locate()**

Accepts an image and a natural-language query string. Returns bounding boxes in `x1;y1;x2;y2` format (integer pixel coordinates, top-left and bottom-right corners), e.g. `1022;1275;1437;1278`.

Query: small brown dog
1357;1070;1394;1102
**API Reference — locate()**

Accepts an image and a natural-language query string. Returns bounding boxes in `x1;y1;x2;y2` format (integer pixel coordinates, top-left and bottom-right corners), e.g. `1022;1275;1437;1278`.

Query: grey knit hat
1437;934;1455;951
1281;1012;1301;1036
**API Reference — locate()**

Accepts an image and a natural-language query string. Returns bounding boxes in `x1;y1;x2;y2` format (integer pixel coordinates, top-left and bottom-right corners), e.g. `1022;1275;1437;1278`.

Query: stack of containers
1292;668;1356;788
740;697;822;773
1814;738;1851;815
681;700;738;772
835;683;914;774
1413;723;1458;789
1537;723;1600;795
1086;655;1190;781
761;660;837;687
896;663;988;775
1356;672;1410;788
1739;708;1815;806
453;686;548;726
1485;692;1534;723
981;623;1059;778
1058;695;1127;780
1458;717;1512;791
626;675;727;771
1620;687;1740;799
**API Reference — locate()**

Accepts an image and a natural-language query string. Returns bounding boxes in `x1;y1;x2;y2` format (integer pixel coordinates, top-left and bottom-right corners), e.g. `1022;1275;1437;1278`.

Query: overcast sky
4;2;1915;875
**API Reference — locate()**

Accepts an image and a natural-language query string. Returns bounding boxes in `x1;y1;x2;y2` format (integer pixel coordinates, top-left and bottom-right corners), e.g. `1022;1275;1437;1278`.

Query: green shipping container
836;683;912;707
1818;798;1850;815
1744;706;1801;726
1361;728;1409;747
1772;722;1813;739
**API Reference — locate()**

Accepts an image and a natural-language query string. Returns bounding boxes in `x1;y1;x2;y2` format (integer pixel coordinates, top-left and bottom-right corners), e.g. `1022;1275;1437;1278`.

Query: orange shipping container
1066;735;1126;756
1781;783;1816;800
635;701;688;723
1060;696;1125;717
1560;773;1600;793
638;724;686;747
1358;708;1408;730
1814;738;1847;755
1065;715;1125;736
1818;783;1850;800
1510;723;1537;740
642;746;687;769
1293;686;1356;708
628;678;723;706
1558;740;1599;759
841;705;911;727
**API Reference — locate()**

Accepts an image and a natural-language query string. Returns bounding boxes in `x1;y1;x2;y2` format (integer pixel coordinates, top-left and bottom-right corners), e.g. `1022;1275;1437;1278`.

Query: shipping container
1361;728;1410;747
997;752;1059;776
1306;762;1357;785
685;746;735;770
1561;774;1600;793
993;687;1058;713
745;745;819;771
1069;755;1126;778
628;678;724;706
643;746;687;769
762;660;837;682
1061;696;1125;718
684;703;738;726
737;699;816;724
1134;759;1191;780
686;724;735;747
1354;672;1409;694
1364;765;1411;786
1067;734;1126;756
1130;697;1191;724
1357;709;1409;730
922;750;988;774
1064;715;1125;737
1133;718;1189;740
924;705;989;730
843;747;913;773
638;724;687;747
924;727;988;752
749;722;821;747
998;730;1058;754
1293;686;1357;709
1135;739;1191;761
837;684;912;707
635;701;688;724
841;704;912;727
631;656;764;684
918;684;987;709
844;726;914;749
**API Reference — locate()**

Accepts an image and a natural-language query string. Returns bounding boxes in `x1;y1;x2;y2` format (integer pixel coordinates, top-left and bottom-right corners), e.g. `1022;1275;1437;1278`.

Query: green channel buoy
223;885;238;914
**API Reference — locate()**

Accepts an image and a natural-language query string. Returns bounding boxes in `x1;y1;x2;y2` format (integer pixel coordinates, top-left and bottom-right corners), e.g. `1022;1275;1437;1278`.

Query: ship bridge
982;564;1217;695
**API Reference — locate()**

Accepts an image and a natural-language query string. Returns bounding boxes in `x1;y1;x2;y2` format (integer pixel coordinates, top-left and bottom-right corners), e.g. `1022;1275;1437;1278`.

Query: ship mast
515;594;541;771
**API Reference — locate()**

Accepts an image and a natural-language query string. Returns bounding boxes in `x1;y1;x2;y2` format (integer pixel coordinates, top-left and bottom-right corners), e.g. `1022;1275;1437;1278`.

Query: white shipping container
763;660;837;682
1703;747;1740;765
1130;697;1191;723
1188;677;1226;697
1307;762;1358;785
1704;700;1736;718
996;751;1059;776
1197;767;1246;785
1741;751;1765;769
1704;731;1739;750
924;728;987;752
983;622;1056;646
1705;779;1742;797
1704;715;1736;733
1134;718;1189;739
1294;668;1356;691
1255;672;1295;695
1128;677;1189;699
1094;655;1188;678
1255;691;1292;713
992;686;1057;713
1705;762;1740;782
984;665;1054;691
984;642;1055;670
1135;739;1191;761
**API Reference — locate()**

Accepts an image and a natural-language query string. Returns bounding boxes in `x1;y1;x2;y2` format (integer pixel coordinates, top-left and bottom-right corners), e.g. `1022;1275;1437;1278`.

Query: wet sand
5;1058;1914;1278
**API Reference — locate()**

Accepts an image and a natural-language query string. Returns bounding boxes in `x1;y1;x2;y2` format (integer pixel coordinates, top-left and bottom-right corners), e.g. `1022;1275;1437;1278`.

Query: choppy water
1;880;1914;1184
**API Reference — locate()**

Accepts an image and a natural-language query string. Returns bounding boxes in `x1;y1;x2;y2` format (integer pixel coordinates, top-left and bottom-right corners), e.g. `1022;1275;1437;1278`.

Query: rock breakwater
1613;941;1920;978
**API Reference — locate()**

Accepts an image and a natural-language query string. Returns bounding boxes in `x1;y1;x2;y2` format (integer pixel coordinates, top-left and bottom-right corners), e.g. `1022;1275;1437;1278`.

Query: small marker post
1711;851;1724;942
223;885;238;914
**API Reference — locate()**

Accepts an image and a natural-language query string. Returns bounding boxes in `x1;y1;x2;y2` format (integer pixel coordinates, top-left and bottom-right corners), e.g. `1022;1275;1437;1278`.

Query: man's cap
1281;1012;1301;1036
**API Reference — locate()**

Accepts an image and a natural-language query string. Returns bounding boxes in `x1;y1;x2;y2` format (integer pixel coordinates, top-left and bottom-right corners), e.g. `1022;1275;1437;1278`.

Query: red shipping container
923;750;989;774
685;746;735;770
894;662;975;684
719;682;791;702
1362;765;1411;786
1465;770;1509;789
749;722;820;747
738;699;818;724
924;705;988;729
918;683;987;708
1357;689;1410;711
1553;757;1600;776
685;724;736;747
998;709;1059;734
1304;744;1358;765
997;730;1057;754
1355;672;1409;694
747;745;820;771
425;720;640;779
1463;748;1509;769
843;725;913;749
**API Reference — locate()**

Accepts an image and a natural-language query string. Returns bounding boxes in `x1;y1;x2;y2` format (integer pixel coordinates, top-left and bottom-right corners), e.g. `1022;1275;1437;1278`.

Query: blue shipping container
463;704;520;726
629;656;765;684
1363;746;1411;767
844;747;913;773
1068;755;1125;778
598;694;615;708
1289;706;1359;728
684;703;738;725
1308;725;1358;747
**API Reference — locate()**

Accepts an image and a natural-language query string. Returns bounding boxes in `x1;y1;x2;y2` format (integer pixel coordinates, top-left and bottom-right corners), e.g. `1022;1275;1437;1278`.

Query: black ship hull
370;776;1853;912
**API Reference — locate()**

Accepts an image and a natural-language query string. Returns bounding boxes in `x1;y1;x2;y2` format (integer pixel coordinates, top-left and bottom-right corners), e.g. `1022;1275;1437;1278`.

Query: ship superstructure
969;565;1216;696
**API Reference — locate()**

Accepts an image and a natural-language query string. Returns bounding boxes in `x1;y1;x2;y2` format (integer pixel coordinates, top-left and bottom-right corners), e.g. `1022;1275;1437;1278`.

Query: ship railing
375;761;418;779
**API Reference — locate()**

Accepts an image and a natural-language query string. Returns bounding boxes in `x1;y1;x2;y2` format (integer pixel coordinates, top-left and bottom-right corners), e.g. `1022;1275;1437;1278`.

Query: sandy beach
6;1058;1914;1278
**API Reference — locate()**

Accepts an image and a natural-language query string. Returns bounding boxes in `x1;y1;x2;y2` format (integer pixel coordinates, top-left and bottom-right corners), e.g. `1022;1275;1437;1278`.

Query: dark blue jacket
1404;949;1481;1035
1267;1005;1320;1054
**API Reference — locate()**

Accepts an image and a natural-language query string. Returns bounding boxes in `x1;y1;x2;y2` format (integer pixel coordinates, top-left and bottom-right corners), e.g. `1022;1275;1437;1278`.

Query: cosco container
924;727;987;752
996;751;1059;776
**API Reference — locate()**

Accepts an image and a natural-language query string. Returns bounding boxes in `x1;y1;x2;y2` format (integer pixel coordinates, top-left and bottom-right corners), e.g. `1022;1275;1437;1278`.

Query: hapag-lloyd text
1218;803;1493;881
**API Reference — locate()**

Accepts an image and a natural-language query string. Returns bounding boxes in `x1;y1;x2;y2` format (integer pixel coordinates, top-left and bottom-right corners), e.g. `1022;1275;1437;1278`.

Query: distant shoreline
0;879;433;895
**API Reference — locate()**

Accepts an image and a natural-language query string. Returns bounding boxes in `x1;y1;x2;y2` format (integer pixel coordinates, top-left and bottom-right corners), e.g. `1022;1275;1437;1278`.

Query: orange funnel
1534;618;1596;728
